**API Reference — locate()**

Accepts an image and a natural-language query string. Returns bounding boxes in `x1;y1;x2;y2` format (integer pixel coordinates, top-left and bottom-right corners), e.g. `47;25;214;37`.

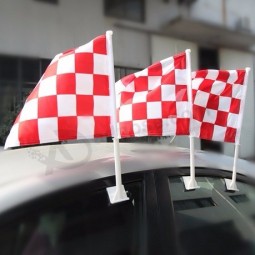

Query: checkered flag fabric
5;34;112;149
191;69;247;143
116;52;190;138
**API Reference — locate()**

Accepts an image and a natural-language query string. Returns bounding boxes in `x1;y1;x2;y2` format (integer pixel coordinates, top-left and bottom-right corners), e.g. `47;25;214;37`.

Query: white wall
0;0;149;68
151;35;200;150
219;48;255;158
190;0;255;33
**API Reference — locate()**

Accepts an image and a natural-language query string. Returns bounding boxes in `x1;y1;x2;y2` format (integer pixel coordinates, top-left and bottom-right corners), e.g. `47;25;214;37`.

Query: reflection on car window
0;181;143;255
169;177;255;255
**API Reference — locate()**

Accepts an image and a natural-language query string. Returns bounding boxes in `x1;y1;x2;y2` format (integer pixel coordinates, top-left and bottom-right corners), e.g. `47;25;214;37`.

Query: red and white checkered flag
116;52;190;138
5;34;112;149
191;69;248;143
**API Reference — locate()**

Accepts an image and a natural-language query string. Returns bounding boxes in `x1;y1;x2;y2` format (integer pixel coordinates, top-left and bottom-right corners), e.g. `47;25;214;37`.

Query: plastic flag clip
182;176;200;190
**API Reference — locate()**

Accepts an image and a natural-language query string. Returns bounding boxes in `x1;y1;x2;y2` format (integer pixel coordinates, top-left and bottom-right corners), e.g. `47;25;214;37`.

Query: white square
93;96;111;116
212;125;227;142
162;118;176;136
57;95;76;116
190;119;201;138
76;74;93;95
133;119;148;136
77;116;95;139
206;70;219;80
203;109;217;123
75;41;93;53
93;54;108;75
175;69;188;85
38;117;58;143
57;54;75;74
218;96;231;112
176;102;190;118
148;76;161;90
232;84;243;99
19;99;38;121
147;102;162;119
119;104;132;122
132;91;147;103
211;81;226;95
227;113;239;128
5;123;20;149
161;85;176;101
194;91;210;108
192;78;204;90
136;68;148;76
227;70;238;83
38;76;57;97
161;57;174;75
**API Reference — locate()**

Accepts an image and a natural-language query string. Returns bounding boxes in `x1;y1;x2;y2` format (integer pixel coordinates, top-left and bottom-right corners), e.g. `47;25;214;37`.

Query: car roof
0;142;254;214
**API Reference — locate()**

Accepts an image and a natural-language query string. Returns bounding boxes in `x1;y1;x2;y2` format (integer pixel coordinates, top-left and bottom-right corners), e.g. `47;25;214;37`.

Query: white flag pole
182;49;199;190
106;30;129;203
225;67;250;191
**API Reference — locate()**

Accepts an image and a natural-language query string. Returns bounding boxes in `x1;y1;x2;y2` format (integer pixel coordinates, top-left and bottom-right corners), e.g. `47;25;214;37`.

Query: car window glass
0;181;143;255
169;177;255;255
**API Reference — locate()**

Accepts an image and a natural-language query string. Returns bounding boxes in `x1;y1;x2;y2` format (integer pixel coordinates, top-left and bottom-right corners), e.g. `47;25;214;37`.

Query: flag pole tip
185;49;191;54
106;30;113;36
245;67;251;72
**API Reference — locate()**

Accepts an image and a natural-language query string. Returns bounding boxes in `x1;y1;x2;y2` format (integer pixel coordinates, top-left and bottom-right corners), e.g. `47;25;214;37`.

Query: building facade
0;0;254;158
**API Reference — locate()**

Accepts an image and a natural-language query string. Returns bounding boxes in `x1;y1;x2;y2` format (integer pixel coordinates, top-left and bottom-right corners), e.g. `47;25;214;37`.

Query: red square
93;74;109;95
217;70;229;82
200;122;214;140
134;76;148;92
119;121;134;138
176;86;188;101
162;102;176;118
173;53;186;69
58;117;77;141
56;73;76;94
230;98;241;114
221;83;232;97
193;105;206;122
132;103;147;120
75;53;93;74
147;87;161;102
120;92;134;105
43;61;57;79
147;119;162;136
194;70;208;79
236;70;245;84
199;79;214;93
148;62;162;76
207;94;219;110
76;95;94;116
94;116;111;137
93;35;107;55
225;127;237;143
19;120;39;146
176;118;190;135
161;71;175;85
122;74;135;86
215;111;228;126
38;96;58;118
192;89;198;103
147;119;163;136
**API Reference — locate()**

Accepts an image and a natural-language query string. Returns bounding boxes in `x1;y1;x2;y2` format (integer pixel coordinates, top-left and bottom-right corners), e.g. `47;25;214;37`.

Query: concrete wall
0;0;150;69
190;0;255;32
219;48;255;158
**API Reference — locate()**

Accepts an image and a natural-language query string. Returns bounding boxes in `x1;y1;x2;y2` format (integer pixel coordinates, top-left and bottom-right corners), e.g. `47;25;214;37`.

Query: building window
104;0;145;22
0;56;51;145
